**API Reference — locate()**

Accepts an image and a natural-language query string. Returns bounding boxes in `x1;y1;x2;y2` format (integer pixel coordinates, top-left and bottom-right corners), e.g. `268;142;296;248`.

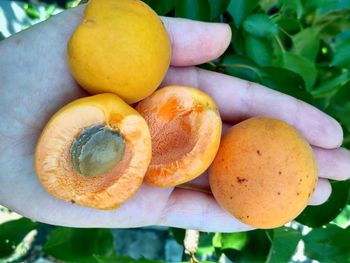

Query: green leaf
258;67;313;103
221;54;260;82
175;0;211;21
291;28;320;62
0;218;38;258
23;3;40;19
274;52;317;90
331;37;350;68
143;0;175;15
333;205;350;228
296;180;350;228
197;233;215;257
327;81;350;132
243;14;278;38
221;230;271;262
230;23;245;55
304;0;338;12
320;0;350;12
244;34;273;66
221;232;248;250
45;4;57;19
227;0;259;27
344;130;350;149
94;255;163;263
259;0;279;12
281;0;303;18
311;70;349;98
303;224;350;263
266;227;302;263
276;17;301;35
43;227;114;262
315;9;350;39
208;0;230;19
169;227;185;246
213;232;248;251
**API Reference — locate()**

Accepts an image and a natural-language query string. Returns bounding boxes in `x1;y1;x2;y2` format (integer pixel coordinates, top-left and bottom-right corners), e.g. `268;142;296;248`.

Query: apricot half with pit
136;86;222;187
35;93;151;209
67;0;171;104
209;117;318;229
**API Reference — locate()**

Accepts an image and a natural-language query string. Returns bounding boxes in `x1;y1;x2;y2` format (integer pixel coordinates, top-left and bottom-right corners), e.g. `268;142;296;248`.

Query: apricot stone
67;0;171;104
209;117;318;229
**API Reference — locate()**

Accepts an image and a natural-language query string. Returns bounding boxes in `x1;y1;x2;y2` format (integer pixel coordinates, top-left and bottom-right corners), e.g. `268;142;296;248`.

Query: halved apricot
136;86;222;187
209;117;318;229
35;93;151;209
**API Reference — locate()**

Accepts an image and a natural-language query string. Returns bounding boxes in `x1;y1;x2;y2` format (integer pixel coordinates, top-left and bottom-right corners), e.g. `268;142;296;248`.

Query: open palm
0;5;349;232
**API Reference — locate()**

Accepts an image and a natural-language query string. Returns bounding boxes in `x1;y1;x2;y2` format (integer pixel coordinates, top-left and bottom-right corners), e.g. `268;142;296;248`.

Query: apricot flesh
67;0;171;104
136;86;222;187
209;117;318;229
35;93;152;209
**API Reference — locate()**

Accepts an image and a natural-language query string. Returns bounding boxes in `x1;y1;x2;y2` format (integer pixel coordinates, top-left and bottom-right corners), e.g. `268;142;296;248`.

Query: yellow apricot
209;117;318;229
136;86;222;187
35;94;152;209
67;0;171;104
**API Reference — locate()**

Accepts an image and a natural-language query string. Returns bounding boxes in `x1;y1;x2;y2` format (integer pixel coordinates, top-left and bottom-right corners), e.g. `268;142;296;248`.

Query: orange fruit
35;94;151;209
209;117;318;229
136;86;222;187
67;0;171;103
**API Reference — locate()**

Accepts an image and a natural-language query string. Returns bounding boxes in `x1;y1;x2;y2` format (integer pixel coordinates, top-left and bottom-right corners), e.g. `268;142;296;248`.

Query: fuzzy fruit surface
67;0;171;104
209;116;318;229
35;93;152;209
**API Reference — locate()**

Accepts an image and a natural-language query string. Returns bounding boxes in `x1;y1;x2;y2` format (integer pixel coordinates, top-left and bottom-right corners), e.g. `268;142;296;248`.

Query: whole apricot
67;0;171;104
136;86;222;187
35;94;152;209
209;117;318;229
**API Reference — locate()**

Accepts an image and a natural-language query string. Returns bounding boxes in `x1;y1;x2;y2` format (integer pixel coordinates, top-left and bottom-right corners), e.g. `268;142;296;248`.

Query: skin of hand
0;5;350;233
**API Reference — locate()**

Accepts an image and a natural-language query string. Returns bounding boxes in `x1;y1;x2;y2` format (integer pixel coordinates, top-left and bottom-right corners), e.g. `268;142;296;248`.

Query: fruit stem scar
83;17;96;25
71;124;125;177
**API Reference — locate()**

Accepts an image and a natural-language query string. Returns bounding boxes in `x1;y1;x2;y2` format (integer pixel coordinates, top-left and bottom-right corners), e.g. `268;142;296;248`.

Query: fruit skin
136;86;222;187
35;93;152;209
67;0;171;104
209;116;318;229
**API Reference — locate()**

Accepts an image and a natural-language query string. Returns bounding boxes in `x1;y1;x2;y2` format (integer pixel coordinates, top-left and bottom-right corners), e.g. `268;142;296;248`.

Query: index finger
162;67;343;149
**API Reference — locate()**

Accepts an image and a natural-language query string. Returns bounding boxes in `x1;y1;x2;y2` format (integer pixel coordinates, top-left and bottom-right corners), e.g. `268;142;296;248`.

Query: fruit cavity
136;86;222;187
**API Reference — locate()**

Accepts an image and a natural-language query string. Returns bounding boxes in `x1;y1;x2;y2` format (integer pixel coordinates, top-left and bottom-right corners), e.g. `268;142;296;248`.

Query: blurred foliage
1;0;350;262
0;218;38;258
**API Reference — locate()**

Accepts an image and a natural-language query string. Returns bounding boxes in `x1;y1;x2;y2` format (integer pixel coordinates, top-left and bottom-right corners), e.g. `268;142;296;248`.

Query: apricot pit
70;125;126;177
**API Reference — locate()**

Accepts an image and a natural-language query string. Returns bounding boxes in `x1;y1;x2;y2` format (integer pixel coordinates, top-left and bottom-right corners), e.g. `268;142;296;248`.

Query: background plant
1;0;350;262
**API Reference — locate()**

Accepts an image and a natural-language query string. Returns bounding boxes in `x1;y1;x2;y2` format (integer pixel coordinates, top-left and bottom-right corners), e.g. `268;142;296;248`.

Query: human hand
0;5;349;232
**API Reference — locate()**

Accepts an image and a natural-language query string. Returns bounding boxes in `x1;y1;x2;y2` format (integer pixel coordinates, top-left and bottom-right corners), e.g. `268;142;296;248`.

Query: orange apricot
35;94;151;209
209;116;318;229
136;86;222;187
67;0;171;104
